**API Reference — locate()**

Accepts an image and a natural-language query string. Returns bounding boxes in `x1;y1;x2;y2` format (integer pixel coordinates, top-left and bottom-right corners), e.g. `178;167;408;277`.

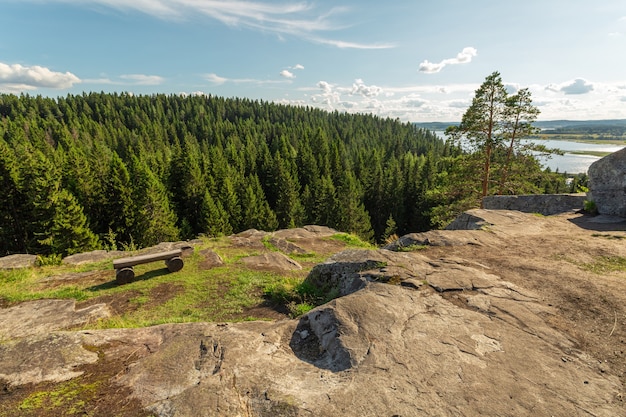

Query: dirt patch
37;270;115;290
77;282;184;317
226;302;290;321
77;290;143;317
143;282;185;310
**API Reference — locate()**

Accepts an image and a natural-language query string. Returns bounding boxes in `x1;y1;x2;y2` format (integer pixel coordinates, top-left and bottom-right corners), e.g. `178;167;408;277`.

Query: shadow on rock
289;308;353;372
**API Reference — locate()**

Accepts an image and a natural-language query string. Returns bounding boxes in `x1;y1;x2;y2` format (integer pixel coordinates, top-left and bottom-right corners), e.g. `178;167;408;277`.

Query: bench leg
166;256;184;273
116;267;135;284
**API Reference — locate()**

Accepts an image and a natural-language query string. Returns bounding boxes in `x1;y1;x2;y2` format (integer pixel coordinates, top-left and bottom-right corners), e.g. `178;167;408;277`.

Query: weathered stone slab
0;299;110;340
240;252;302;272
482;193;586;215
0;254;38;269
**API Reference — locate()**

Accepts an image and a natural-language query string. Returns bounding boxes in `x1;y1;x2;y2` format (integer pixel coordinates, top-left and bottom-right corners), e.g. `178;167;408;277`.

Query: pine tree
0;138;27;254
201;190;232;237
41;189;99;256
130;158;179;246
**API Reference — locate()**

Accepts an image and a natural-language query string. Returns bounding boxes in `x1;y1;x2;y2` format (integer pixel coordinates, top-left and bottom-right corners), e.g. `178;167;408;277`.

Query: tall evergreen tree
129;158;180;246
40;189;99;256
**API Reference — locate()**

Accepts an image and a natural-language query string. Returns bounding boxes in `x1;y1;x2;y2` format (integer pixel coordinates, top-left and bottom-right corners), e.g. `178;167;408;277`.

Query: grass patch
18;380;101;414
592;233;626;241
329;233;374;248
396;244;428;252
264;276;339;318
0;232;350;328
579;256;626;274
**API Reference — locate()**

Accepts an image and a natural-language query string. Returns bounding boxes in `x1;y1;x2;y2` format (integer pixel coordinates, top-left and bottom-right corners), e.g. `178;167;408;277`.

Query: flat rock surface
0;254;38;269
1;210;625;416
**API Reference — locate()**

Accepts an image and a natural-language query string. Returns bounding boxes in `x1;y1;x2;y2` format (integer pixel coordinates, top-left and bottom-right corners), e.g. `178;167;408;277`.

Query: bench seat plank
113;249;183;269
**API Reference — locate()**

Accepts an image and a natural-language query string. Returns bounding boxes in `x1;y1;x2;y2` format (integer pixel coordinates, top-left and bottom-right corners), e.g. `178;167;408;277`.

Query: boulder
588;147;626;217
0;254;38;269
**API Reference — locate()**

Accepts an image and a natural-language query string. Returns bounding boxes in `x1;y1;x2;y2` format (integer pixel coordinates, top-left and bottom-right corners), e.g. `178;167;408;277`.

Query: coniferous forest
0;92;570;256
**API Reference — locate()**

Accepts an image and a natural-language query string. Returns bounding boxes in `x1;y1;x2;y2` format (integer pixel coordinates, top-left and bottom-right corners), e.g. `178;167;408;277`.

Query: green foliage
445;71;559;208
264;277;337;318
36;254;62;266
329;233;374;248
1;90;559;259
583;200;598;214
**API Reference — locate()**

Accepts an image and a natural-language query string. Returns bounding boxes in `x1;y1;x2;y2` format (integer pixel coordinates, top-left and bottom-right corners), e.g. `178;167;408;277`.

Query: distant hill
414;119;626;137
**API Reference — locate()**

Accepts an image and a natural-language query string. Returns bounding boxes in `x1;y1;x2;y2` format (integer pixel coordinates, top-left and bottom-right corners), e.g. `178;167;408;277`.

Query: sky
1;0;626;122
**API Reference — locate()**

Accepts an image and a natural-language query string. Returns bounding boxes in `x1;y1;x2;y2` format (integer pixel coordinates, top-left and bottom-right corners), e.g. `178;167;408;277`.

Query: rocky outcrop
588;147;626;217
1;212;624;416
1;278;620;416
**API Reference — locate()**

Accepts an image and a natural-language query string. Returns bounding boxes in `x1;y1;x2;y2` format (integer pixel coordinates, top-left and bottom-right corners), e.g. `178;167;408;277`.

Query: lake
529;139;625;174
433;132;625;174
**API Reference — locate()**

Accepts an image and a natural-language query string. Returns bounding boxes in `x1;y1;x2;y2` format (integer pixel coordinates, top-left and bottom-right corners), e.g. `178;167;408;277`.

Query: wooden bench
113;249;184;284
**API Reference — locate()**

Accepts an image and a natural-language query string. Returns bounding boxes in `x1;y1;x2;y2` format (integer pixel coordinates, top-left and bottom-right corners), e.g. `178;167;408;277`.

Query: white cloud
546;78;595;95
317;81;334;94
418;47;478;74
280;70;295;79
204;72;288;85
205;73;228;85
560;78;594;95
38;1;394;49
350;79;382;98
313;38;395;49
293;64;305;70
119;74;165;85
0;62;80;91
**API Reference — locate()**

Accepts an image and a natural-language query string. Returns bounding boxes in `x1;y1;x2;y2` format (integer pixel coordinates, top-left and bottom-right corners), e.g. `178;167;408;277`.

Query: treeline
0;92;567;256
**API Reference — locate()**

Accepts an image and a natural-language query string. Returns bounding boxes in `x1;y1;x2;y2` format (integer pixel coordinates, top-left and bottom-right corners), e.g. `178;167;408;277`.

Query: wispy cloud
119;74;165;85
204;72;289;85
36;1;392;49
313;38;395;49
0;62;80;92
418;47;478;74
82;73;165;86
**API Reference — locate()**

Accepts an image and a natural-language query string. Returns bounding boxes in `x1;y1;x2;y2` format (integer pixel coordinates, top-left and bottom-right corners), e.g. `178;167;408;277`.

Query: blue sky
1;0;625;122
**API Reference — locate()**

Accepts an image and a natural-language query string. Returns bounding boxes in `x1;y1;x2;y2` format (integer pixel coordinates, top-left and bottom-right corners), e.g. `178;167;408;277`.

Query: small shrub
583;200;598;214
36;254;62;266
330;233;373;248
287;301;314;317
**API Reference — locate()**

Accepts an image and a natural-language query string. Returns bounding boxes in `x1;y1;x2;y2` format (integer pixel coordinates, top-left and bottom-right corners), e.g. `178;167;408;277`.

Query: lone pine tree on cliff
445;71;547;205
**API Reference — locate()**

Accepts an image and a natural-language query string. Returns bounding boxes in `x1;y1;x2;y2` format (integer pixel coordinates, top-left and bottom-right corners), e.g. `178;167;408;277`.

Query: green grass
396;244;428;252
0;232;354;328
18;380;101;414
579;256;626;274
329;233;374;248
